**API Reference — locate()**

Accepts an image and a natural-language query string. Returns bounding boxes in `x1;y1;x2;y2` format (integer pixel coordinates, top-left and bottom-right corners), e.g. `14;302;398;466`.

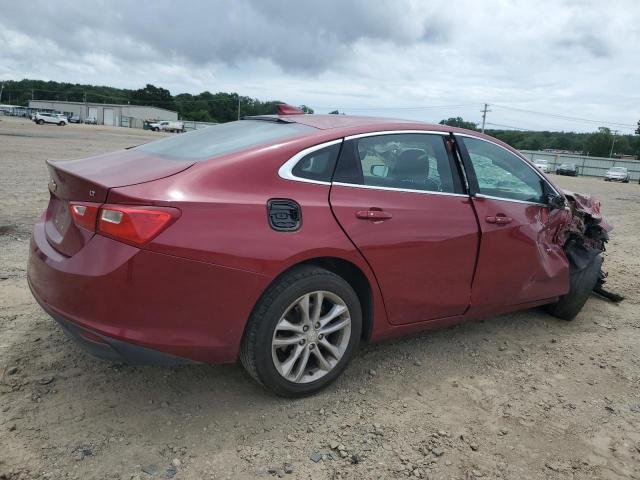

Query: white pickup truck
149;120;184;133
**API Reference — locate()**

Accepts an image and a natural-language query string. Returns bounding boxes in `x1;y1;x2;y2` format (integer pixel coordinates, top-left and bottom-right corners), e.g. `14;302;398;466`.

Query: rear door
330;132;479;325
456;135;570;310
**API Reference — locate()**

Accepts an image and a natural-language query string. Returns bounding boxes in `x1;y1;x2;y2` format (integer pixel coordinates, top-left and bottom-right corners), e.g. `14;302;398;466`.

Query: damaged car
27;106;618;397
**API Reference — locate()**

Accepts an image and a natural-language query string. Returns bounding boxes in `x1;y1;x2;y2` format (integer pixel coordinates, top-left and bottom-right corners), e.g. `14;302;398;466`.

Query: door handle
355;209;393;221
485;214;512;225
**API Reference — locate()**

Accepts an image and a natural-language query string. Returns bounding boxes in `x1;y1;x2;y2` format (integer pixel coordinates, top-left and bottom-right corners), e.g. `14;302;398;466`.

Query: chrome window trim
454;133;561;197
332;182;468;198
345;130;449;140
474;193;548;207
278;138;343;185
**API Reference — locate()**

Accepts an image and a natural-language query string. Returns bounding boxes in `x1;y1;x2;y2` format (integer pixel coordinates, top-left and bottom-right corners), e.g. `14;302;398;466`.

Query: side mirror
370;165;388;177
546;193;566;210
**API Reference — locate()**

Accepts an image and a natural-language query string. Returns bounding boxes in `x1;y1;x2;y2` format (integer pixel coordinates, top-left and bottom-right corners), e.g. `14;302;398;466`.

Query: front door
456;135;570;311
330;132;479;325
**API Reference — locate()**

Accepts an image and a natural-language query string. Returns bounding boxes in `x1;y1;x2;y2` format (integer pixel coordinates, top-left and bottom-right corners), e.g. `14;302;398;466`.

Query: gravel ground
1;115;639;480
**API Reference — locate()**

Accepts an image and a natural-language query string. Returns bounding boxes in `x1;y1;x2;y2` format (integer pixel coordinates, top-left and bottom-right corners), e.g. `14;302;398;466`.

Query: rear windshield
611;167;627;172
136;120;314;160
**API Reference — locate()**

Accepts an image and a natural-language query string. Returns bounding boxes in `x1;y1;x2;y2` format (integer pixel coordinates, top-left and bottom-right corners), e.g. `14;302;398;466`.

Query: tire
58;121;65;126
37;119;44;125
152;127;159;132
240;265;362;397
547;253;602;321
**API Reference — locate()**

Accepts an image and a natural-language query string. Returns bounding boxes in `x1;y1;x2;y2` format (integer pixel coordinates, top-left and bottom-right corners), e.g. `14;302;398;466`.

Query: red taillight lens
69;202;101;232
97;205;180;246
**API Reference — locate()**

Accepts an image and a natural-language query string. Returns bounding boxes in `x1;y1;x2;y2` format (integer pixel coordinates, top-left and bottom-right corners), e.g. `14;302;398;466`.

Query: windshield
561;163;575;168
136;120;314;161
610;167;627;172
534;160;547;164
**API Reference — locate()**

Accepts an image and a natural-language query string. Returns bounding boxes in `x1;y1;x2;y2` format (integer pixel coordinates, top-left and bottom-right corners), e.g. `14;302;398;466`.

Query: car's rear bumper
27;220;271;364
29;281;195;365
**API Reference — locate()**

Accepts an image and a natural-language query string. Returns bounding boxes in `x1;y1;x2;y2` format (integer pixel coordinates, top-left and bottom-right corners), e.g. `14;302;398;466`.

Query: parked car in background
533;159;551;173
556;162;578;176
33;112;68;126
28;106;613;396
604;167;630;182
84;116;97;125
150;120;185;133
68;115;81;124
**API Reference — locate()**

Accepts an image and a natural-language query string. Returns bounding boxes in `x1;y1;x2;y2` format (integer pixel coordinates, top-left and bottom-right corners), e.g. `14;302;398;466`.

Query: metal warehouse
28;100;178;127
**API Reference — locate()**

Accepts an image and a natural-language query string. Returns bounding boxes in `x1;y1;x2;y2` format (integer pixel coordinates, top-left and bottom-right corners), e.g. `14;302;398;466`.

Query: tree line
1;79;312;123
2;80;638;157
439;117;640;158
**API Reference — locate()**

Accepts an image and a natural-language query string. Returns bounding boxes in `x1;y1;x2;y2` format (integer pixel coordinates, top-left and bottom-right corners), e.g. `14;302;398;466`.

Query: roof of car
276;113;450;132
241;113;525;160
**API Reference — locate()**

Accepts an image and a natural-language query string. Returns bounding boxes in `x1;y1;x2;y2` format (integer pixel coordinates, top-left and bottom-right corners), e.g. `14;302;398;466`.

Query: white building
28;100;178;127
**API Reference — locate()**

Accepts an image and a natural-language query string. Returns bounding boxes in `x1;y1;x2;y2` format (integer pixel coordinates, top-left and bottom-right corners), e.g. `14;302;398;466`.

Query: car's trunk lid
44;149;193;256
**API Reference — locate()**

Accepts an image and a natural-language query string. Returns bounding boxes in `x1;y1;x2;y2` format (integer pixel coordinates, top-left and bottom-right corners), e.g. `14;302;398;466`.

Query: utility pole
0;82;4;103
609;130;619;158
481;103;491;133
237;95;241;120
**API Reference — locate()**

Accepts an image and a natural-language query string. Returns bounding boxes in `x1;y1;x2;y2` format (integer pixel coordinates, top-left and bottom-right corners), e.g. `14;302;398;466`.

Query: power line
492;104;635;129
485;122;531;131
315;103;479;111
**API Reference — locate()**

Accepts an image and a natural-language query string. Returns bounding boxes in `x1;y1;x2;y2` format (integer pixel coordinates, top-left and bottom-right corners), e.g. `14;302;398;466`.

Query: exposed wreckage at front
561;190;622;303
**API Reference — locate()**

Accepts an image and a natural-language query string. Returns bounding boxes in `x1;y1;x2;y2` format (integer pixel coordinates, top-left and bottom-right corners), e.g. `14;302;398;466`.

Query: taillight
69;202;101;232
97;205;180;247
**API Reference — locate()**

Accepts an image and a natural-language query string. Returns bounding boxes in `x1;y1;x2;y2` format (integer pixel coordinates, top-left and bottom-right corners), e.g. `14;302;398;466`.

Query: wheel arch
247;256;375;342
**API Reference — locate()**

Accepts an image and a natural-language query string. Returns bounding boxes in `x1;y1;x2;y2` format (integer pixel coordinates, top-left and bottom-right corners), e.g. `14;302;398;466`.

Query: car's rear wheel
547;253;602;321
240;266;362;397
58;121;65;126
37;119;44;125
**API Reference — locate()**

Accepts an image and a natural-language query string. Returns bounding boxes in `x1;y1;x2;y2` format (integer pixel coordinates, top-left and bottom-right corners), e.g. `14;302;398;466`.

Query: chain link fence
520;150;640;181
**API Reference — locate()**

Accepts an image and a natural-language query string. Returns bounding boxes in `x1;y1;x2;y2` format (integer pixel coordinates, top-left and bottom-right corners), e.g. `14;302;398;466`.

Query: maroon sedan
28;106;611;396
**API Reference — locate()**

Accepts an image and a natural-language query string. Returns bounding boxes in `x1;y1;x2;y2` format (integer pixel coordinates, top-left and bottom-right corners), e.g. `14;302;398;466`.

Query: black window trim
332;130;469;198
454;133;560;206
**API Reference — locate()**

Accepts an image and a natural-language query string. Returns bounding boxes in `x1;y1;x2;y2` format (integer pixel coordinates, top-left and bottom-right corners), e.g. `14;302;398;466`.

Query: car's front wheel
37;119;44;125
547;253;602;321
240;266;362;397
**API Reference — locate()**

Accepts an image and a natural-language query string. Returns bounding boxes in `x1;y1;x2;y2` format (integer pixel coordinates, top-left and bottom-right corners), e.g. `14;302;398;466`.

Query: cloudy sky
1;0;638;132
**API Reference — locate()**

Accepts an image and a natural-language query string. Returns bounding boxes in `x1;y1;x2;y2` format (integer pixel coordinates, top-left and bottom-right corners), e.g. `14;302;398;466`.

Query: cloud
1;0;639;132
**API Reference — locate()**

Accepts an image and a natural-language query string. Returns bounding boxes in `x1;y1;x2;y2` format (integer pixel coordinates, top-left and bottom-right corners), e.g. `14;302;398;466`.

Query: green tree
130;84;174;110
299;105;314;114
438;117;478;130
584;127;613;157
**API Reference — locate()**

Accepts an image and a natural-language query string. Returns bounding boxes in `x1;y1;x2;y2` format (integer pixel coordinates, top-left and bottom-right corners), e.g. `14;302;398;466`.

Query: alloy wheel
271;290;351;383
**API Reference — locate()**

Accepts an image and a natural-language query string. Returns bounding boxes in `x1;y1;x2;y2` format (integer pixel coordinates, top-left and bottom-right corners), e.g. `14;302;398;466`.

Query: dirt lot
1;115;639;480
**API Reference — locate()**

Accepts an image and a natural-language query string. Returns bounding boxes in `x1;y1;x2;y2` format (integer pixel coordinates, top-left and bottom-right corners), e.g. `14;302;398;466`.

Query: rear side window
334;133;459;194
136;120;313;161
291;143;341;182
